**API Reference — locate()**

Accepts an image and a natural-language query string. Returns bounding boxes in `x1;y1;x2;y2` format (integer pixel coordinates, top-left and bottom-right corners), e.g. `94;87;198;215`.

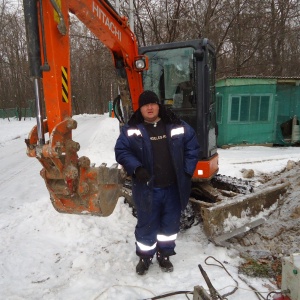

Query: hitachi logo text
92;2;122;41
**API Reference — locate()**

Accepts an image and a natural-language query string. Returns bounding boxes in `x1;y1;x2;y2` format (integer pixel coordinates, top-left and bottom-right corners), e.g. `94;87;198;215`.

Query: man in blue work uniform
115;90;200;275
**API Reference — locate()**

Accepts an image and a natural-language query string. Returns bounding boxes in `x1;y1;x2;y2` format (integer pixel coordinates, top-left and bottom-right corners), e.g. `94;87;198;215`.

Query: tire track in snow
0;159;35;188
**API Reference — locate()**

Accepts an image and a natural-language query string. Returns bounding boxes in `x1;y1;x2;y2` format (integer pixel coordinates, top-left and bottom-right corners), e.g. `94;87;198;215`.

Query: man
114;90;200;275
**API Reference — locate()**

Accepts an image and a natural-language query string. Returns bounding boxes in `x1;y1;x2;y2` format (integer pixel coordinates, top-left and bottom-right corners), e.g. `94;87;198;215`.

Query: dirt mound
229;160;300;256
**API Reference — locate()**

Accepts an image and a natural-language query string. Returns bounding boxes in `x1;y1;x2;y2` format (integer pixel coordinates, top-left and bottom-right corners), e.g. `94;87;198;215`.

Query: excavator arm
23;0;147;216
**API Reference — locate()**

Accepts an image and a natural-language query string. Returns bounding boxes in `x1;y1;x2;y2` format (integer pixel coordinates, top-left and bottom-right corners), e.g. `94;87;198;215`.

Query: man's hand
134;167;151;184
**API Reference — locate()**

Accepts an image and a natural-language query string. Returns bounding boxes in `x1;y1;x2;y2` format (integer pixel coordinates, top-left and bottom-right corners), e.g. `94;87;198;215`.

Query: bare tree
2;0;300;122
266;0;300;76
0;1;31;119
133;0;192;45
70;18;118;114
134;0;300;78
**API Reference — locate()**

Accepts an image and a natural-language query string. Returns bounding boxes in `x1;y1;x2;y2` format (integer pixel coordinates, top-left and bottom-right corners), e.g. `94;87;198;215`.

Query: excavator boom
23;0;147;216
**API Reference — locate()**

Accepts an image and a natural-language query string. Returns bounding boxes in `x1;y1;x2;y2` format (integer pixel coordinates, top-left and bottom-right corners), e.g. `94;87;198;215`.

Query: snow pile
222;201;278;233
230;160;300;255
0;117;36;146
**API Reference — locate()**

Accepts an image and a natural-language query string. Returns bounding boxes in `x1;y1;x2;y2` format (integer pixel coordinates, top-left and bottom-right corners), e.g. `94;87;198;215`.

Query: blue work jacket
115;109;200;212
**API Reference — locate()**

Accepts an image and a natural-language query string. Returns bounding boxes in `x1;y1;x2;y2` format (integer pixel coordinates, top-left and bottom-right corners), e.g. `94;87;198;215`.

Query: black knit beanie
138;90;159;108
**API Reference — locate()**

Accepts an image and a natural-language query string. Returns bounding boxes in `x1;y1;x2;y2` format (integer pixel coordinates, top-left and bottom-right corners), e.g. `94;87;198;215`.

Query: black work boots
136;253;174;275
136;257;152;275
156;252;174;272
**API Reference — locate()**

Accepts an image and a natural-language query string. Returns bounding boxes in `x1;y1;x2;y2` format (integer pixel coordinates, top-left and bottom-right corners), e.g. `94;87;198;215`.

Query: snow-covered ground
1;114;300;300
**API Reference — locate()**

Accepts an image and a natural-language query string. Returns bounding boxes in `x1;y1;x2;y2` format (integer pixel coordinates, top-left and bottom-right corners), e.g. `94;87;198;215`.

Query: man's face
140;103;159;123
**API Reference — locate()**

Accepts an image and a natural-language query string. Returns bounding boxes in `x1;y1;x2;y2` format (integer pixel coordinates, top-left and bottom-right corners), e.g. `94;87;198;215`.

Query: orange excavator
24;0;286;244
23;0;218;217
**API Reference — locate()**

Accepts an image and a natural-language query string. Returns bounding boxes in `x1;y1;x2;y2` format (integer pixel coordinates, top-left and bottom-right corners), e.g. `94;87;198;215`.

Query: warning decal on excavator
61;66;68;103
53;0;62;24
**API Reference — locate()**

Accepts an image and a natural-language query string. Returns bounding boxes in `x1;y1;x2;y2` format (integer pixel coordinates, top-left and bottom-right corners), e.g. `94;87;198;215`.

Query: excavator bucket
25;118;125;216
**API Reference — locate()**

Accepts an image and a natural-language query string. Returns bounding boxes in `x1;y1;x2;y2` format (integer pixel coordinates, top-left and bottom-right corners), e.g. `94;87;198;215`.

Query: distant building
216;76;300;146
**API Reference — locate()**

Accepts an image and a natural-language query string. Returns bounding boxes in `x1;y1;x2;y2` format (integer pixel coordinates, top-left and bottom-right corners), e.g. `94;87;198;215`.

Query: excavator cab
139;40;218;181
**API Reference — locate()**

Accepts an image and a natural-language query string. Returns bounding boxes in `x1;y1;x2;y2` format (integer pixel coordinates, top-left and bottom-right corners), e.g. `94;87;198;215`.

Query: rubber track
211;174;255;194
